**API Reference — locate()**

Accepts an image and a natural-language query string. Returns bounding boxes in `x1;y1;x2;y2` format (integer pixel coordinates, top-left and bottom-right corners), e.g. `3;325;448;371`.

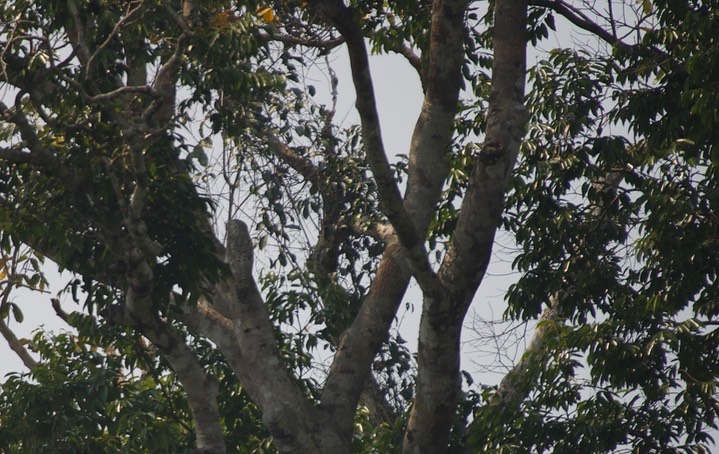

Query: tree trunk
404;0;529;450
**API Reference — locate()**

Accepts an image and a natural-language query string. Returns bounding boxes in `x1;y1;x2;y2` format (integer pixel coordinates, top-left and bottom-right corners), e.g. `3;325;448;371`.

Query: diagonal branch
260;30;345;51
103;304;226;453
387;42;424;88
197;220;345;452
85;0;146;78
0;317;37;370
51;297;71;323
265;132;321;185
307;0;449;431
164;0;195;36
0;102;71;178
529;0;631;50
102;171;221;452
67;0;92;65
0;283;37;370
310;0;427;258
264;131;405;427
320;237;413;436
489;171;628;414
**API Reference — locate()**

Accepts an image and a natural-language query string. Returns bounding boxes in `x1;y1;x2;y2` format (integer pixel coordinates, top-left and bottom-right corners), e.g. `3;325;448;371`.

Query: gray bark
404;0;529;450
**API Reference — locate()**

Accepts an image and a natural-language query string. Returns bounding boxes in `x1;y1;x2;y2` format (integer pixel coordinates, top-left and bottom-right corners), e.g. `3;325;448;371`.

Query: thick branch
0;317;38;370
314;0;469;439
492;299;560;410
105;303;226;453
164;0;194;36
265;132;321;185
306;5;451;428
404;0;468;234
0;146;58;168
311;0;428;263
0;102;71;178
143;34;186;125
106;108;220;452
107;169;162;264
320;239;412;437
67;0;92;66
304;0;446;432
265;131;403;428
387;42;424;88
189;220;346;452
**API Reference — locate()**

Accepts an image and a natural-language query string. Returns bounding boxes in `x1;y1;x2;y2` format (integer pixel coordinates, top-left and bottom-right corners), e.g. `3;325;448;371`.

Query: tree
0;0;718;452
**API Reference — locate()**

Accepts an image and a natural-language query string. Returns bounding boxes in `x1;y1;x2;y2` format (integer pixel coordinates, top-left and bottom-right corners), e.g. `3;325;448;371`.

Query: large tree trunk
404;0;529;450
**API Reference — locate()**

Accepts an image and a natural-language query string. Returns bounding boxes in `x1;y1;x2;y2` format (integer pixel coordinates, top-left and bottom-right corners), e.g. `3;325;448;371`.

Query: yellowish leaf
212;10;230;27
256;6;275;23
638;0;652;14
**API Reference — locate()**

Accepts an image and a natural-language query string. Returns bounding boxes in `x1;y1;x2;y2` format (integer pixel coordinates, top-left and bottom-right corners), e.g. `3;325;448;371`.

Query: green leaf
9;302;23;323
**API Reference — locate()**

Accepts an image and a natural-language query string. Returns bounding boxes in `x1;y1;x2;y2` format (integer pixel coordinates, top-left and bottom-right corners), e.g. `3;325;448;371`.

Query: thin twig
86;0;146;77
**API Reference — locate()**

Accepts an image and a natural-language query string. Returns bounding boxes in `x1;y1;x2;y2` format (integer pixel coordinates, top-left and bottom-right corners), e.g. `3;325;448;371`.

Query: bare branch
66;0;92;65
260;30;345;51
86;0;146;77
529;0;631;50
61;76;159;103
164;0;195;36
311;1;419;239
265;132;321;185
50;297;71;323
387;42;424;87
311;0;446;298
0;317;37;370
104;303;226;453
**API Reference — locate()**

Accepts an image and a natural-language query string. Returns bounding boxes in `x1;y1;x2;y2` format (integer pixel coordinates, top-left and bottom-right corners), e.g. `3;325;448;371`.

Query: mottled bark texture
404;0;529;450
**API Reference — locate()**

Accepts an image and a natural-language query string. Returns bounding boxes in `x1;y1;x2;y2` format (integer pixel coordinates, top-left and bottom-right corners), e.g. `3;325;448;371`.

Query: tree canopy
1;0;718;452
